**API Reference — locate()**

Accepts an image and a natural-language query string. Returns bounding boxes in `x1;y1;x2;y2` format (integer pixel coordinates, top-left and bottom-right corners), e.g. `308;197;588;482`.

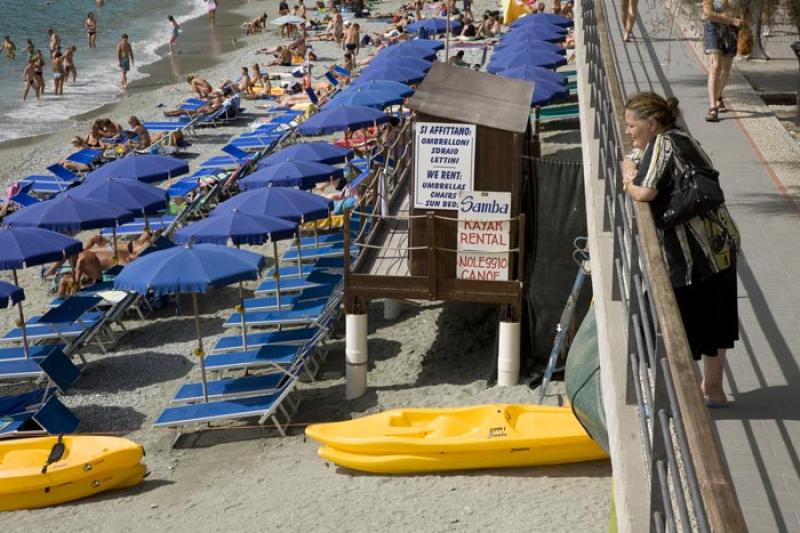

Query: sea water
0;0;207;144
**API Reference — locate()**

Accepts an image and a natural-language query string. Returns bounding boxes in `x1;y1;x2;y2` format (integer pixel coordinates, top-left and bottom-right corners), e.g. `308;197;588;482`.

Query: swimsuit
119;57;130;72
207;0;217;12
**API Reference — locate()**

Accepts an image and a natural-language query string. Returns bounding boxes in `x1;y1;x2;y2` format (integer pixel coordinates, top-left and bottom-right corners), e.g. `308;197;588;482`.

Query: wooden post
426;212;436;299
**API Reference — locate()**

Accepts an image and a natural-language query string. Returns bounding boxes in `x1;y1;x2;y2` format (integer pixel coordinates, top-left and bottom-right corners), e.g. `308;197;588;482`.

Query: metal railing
577;0;747;530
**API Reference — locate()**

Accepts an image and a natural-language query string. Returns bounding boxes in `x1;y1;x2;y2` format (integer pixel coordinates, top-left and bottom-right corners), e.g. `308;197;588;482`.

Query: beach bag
655;133;725;229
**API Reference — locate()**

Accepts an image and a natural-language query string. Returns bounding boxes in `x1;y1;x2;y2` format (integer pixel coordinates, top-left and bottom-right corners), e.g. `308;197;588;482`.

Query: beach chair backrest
46;164;78;181
10;191;40;207
221;144;249;161
305;88;319;105
324;71;339;87
332;65;351;78
33;394;80;435
39;296;102;325
37;348;80;393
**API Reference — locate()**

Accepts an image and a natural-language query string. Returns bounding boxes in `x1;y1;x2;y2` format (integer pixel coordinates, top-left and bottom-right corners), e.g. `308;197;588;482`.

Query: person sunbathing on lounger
163;91;226;117
128;116;184;151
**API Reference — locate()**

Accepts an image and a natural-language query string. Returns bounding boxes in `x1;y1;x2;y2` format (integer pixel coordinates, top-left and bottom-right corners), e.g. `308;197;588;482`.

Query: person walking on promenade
702;0;744;121
86;13;98;49
116;34;134;89
621;0;638;41
621;92;740;407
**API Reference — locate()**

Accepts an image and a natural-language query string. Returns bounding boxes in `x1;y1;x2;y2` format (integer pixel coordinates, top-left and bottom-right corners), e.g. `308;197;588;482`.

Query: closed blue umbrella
0;281;24;309
327;88;405;109
495;38;566;55
510;12;574;28
376;45;437;61
348;79;415;97
259;142;352;167
355;65;427;85
174;210;297;246
67;177;168;215
407;18;462;35
504;25;567;42
403;39;445;51
0;226;81;358
213;187;332;223
496;64;568;86
487;50;568;72
366;55;433;73
85;155;189;184
114;243;266;401
5;194;134;233
297;105;388;136
239;161;344;190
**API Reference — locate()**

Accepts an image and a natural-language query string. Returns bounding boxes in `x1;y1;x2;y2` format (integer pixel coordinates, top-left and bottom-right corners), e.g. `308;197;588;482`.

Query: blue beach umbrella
407;18;462;35
496;64;568;86
493;43;567;59
85;155;189;184
114;243;266;401
355;65;427;85
505;19;569;35
376;45;437;62
364;56;433;74
297;105;388;136
510;12;574;28
67;177;168;215
0;226;82;359
213;187;332;223
259;142;352;167
5;194;134;234
404;39;445;51
495;38;566;55
529;78;570;106
348;79;415;98
174;210;297;246
487;50;568;72
239;161;344;190
504;25;567;42
327;88;405;110
0;281;24;309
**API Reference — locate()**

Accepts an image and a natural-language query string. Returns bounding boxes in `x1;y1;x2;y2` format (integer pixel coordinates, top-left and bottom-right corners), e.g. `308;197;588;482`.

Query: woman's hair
625;92;680;128
128;116;142;127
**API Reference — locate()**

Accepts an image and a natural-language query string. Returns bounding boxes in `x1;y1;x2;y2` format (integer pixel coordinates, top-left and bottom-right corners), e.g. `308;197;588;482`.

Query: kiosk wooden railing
579;0;747;530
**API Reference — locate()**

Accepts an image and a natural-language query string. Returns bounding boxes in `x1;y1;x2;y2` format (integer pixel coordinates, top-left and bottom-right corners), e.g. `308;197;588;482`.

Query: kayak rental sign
414;122;476;210
457;191;512;281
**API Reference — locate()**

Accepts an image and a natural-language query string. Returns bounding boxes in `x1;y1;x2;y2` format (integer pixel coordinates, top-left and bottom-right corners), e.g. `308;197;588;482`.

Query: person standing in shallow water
86;13;97;49
206;0;218;28
1;36;16;60
168;15;180;54
116;34;134;90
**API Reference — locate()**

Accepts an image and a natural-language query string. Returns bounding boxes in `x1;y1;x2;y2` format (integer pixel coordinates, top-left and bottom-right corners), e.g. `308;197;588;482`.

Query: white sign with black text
414;122;476;210
456;191;512;281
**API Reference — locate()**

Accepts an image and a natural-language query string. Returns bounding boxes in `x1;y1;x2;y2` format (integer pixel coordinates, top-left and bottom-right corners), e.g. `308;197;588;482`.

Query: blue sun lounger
0;344;65;361
282;242;354;262
212;326;322;354
228;136;282;151
153;378;299;440
0;389;80;439
64;148;103;167
264;257;347;279
254;271;342;296
244;284;337;312
223;299;333;329
171;373;289;404
0;346;80;386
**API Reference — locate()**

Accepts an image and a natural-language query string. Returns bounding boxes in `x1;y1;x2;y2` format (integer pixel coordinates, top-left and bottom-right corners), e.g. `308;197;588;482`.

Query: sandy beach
1;0;610;531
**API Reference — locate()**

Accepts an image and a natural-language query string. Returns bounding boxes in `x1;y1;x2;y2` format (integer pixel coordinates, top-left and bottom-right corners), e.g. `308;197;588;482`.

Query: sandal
717;97;728;113
705;107;719;122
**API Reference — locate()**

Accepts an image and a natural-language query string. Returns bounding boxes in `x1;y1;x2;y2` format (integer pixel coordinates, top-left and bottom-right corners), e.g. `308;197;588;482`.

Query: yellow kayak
306;404;606;457
0;435;147;511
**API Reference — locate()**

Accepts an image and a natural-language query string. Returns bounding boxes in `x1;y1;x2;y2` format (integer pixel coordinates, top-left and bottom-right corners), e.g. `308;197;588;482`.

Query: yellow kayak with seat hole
0;435;147;511
306;404;608;473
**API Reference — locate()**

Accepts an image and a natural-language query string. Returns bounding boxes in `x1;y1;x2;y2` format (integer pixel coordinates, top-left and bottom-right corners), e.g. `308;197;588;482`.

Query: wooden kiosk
343;63;534;397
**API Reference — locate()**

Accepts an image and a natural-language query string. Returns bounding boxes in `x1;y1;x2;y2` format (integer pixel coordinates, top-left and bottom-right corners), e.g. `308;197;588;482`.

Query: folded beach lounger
0;347;80;386
0;344;65;361
244;284;337;312
212;326;322;354
254;271;342;296
282;242;354;262
224;299;333;329
0;388;79;439
153;378;299;438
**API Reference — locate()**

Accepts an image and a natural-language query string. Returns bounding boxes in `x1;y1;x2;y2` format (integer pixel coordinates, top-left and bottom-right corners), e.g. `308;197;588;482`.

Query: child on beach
1;36;16;60
168;15;181;53
64;45;77;83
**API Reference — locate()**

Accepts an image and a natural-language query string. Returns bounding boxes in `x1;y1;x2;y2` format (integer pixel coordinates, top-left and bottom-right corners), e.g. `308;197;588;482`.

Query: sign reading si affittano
457;191;512;281
414;122;476;210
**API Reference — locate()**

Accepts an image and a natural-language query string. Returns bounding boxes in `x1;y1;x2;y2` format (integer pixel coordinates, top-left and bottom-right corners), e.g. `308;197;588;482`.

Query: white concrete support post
383;298;402;320
345;313;368;399
497;321;521;386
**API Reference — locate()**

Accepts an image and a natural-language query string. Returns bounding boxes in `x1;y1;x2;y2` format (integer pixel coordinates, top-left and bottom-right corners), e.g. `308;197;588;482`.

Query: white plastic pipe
497;321;521;386
383;298;402;321
345;313;368;399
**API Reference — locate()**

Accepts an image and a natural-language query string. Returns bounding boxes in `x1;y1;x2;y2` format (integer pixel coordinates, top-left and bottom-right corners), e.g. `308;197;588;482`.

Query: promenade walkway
598;0;800;530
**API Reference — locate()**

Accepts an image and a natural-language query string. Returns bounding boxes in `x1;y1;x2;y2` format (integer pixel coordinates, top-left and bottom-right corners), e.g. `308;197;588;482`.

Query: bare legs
621;0;639;41
706;53;733;121
701;349;728;405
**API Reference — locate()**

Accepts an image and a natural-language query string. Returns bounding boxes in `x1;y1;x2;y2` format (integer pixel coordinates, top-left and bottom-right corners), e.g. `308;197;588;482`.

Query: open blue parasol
259;142;352;167
505;19;569;35
510;12;574;28
407;18;462;35
365;55;433;73
0;281;24;309
67;177;168;216
213;187;332;223
297;105;388;136
85;154;189;184
354;65;427;85
326;88;406;110
495;38;566;55
487;50;568;72
174;210;297;246
239;160;344;190
114;243;266;402
348;79;415;97
4;194;134;234
403;39;445;51
495;64;568;86
504;25;567;42
375;45;437;62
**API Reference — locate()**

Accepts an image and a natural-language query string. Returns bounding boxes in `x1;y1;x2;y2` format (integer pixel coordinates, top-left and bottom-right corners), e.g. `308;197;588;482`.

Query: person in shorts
702;0;743;122
116;33;134;89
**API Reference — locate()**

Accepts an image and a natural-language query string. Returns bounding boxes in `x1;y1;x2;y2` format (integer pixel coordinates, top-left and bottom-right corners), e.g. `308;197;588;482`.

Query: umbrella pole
314;224;319;248
12;269;30;359
272;240;282;311
112;226;119;265
294;232;303;273
238;281;248;350
192;293;209;403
